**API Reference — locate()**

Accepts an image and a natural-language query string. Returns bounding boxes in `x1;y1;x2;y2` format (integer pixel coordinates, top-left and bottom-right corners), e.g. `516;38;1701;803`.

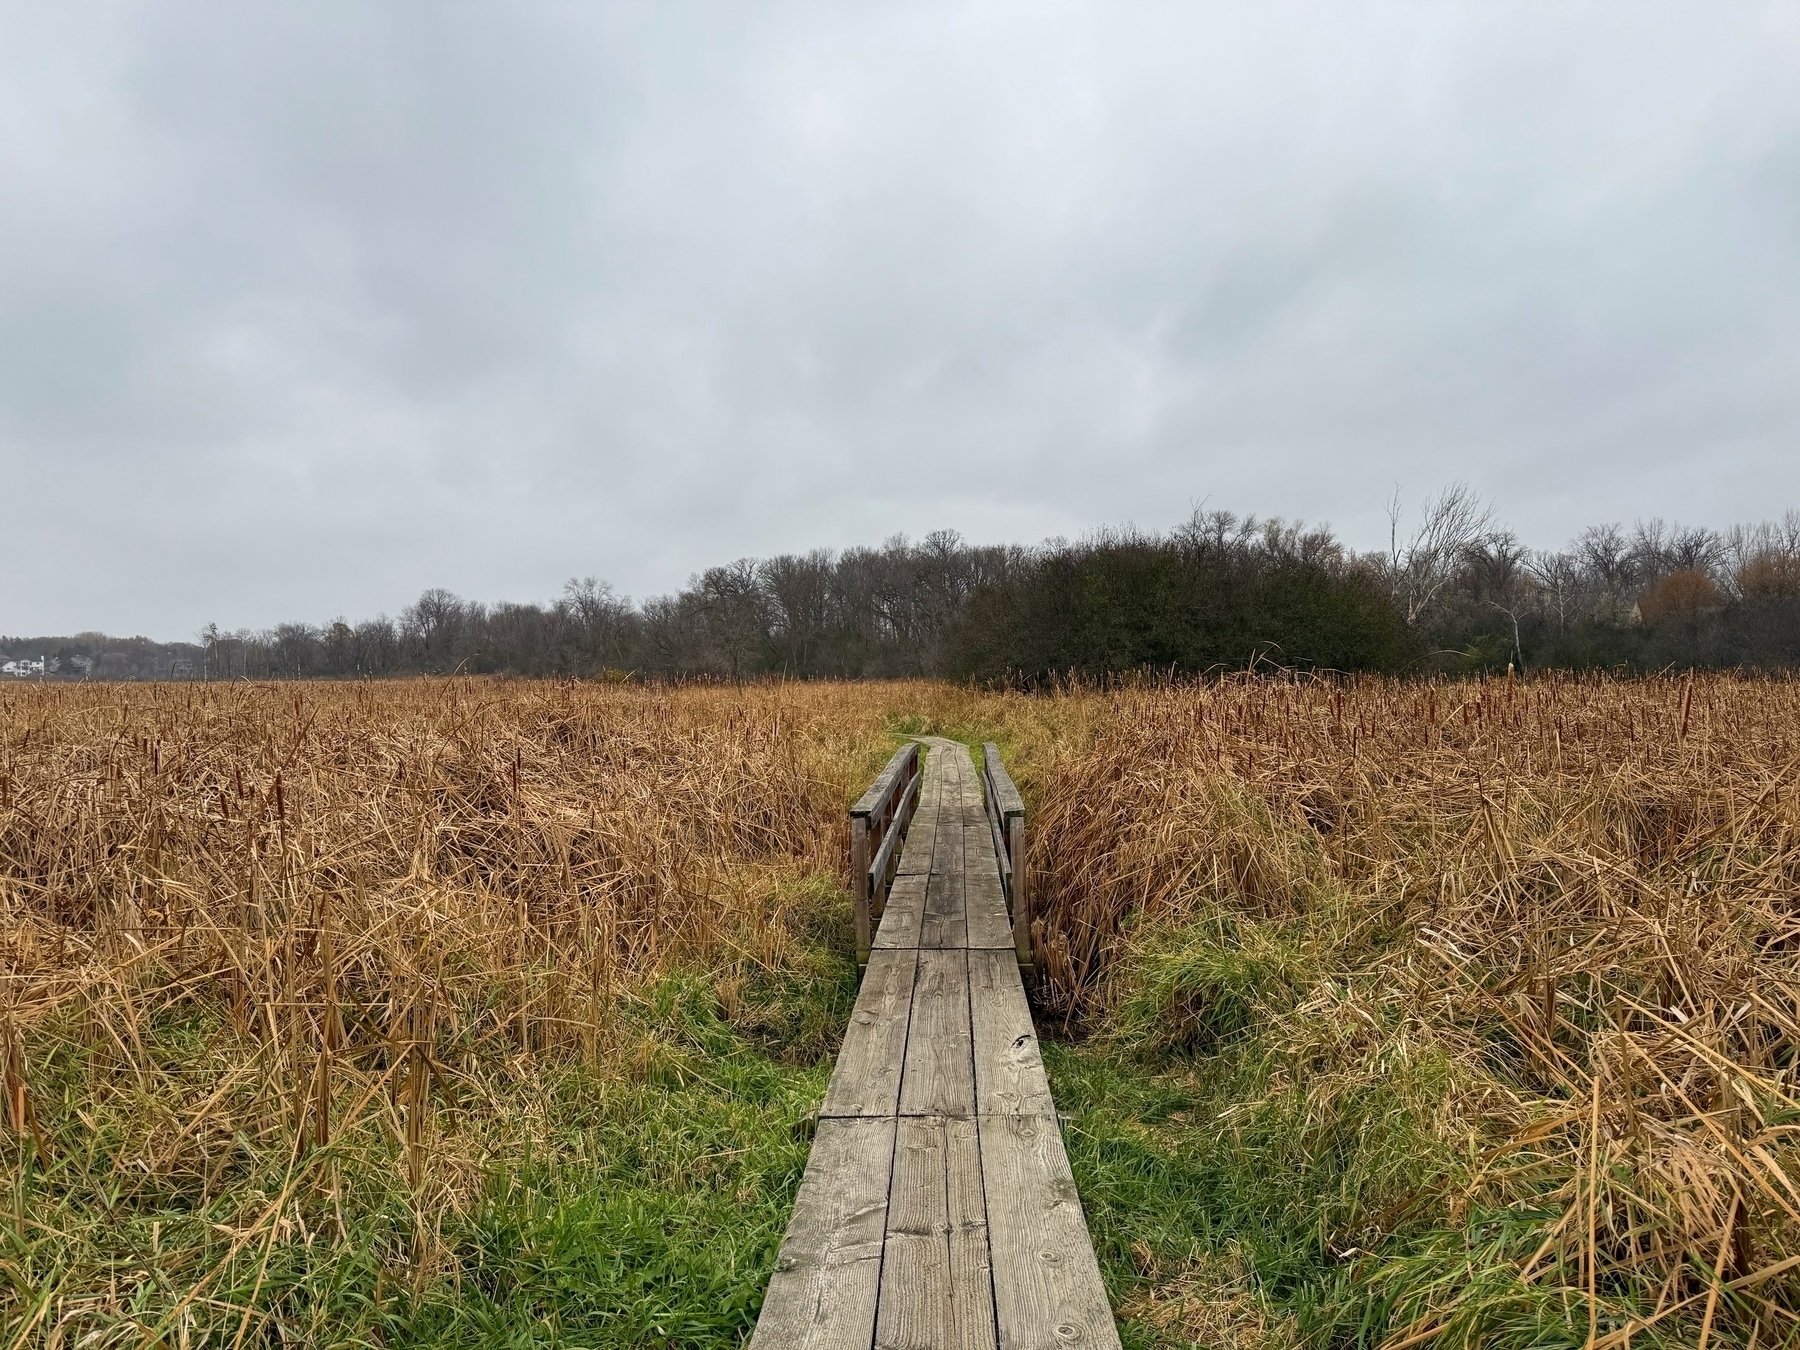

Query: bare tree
761;551;833;675
404;588;472;672
1382;484;1496;626
1573;523;1637;623
697;559;768;680
1722;512;1800;597
199;622;223;679
1526;550;1582;632
560;576;630;669
1630;519;1723;580
322;619;355;673
354;616;400;674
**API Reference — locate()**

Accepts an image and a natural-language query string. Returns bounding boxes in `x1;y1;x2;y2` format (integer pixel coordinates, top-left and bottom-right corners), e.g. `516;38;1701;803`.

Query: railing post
852;814;871;966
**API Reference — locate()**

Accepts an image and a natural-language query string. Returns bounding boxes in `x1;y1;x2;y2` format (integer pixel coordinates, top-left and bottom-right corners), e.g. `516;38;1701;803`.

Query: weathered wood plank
761;733;1116;1350
852;743;917;818
898;949;975;1119
872;873;926;950
980;1114;1122;1350
750;1116;897;1350
875;1116;997;1350
868;767;921;902
875;1115;952;1350
949;747;1014;950
982;743;1024;822
956;753;988;829
983;779;1012;896
969;949;1054;1118
980;743;1034;976
853;813;872;964
894;758;940;877
920;764;967;948
963;828;1015;950
822;947;919;1118
945;1115;999;1350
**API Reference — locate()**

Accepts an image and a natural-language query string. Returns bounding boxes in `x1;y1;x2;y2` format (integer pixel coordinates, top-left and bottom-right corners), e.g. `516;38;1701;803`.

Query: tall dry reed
1022;673;1800;1344
6;672;1797;1345
0;678;908;1339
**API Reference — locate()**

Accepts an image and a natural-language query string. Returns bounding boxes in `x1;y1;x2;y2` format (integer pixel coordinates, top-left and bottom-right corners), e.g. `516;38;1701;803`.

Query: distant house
2;657;46;677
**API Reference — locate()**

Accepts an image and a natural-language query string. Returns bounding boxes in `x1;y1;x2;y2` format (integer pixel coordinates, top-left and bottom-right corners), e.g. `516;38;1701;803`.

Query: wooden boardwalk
750;739;1120;1350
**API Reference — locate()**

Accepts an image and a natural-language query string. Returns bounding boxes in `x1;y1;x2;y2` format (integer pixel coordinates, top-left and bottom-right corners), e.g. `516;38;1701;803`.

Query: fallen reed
0;678;904;1345
1016;672;1800;1347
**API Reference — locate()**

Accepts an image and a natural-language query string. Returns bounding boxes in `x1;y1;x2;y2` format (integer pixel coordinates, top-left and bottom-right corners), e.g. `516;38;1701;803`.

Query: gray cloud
3;1;1797;636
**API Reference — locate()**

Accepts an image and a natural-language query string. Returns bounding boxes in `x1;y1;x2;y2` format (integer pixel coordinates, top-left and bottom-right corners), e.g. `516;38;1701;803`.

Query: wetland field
2;675;1797;1348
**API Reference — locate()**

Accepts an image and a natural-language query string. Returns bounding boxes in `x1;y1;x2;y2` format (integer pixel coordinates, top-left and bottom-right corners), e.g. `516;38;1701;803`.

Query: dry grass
0;679;911;1345
1009;673;1800;1346
3;673;1798;1346
0;676;872;1116
1118;1242;1299;1350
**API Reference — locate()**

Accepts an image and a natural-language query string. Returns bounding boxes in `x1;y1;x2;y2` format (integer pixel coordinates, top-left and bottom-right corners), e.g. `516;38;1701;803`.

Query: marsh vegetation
1;675;1796;1346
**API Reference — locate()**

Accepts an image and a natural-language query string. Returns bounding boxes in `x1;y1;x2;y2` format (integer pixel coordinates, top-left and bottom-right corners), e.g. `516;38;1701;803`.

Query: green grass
1047;1029;1471;1350
1041;931;1747;1350
2;952;857;1348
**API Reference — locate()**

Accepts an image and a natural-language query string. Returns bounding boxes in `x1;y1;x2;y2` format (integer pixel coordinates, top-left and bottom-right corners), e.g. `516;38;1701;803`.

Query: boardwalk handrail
981;743;1032;979
849;743;922;964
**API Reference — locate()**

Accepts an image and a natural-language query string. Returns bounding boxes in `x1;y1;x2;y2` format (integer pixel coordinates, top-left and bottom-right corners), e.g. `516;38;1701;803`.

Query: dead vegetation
3;672;1797;1345
1020;672;1800;1345
0;679;906;1344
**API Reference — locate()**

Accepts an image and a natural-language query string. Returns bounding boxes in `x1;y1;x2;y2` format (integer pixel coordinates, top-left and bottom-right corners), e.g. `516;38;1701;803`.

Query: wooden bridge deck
750;739;1121;1350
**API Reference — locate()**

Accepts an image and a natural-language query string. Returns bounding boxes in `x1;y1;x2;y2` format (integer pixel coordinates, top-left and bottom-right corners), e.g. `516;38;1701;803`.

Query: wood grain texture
898;949;975;1119
919;772;967;948
980;1115;1122;1350
957;754;989;831
894;754;939;878
982;743;1025;821
983;776;1013;897
822;947;919;1118
944;1116;999;1350
969;949;1054;1118
750;1116;896;1350
868;766;920;907
872;874;926;950
852;744;917;818
963;828;1015;950
1007;817;1032;977
853;814;871;964
758;734;1118;1350
875;1115;997;1350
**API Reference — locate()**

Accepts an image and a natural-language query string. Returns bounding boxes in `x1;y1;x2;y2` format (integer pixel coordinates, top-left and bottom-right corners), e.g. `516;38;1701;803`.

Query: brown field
0;680;907;1344
1008;672;1800;1346
2;674;1797;1346
0;679;897;1164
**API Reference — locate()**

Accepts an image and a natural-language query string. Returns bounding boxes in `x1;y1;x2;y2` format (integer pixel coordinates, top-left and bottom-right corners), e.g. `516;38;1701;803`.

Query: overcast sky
3;3;1798;638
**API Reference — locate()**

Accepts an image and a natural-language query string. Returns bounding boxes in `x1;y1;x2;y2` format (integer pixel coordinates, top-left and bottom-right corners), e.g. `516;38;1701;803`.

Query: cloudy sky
3;2;1798;638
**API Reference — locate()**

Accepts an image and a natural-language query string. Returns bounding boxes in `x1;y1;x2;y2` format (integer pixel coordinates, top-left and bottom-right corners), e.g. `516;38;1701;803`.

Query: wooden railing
982;743;1032;980
849;742;923;965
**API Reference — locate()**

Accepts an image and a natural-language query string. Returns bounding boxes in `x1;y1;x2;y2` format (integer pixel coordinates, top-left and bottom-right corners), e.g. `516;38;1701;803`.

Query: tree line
9;493;1800;681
